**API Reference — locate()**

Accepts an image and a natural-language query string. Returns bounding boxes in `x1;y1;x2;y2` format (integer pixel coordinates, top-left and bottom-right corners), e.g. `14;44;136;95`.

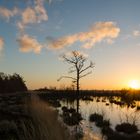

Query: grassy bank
0;93;75;140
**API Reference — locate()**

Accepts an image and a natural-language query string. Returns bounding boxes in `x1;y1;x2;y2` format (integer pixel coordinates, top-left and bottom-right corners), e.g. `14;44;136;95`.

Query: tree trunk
76;71;79;113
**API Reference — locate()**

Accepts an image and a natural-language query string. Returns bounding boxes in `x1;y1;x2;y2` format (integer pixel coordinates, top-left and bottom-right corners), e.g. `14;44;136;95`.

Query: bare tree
58;51;94;112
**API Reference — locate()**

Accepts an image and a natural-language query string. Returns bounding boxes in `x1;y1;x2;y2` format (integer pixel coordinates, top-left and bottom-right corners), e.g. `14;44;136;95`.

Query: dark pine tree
0;72;27;93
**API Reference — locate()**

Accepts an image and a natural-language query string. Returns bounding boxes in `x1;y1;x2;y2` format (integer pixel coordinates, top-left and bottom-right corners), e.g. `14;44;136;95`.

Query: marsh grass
28;95;75;140
0;94;75;140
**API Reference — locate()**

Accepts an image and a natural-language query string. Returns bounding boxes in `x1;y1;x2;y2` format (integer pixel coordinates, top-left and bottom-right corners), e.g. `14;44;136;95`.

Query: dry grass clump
0;94;75;140
0;120;18;140
28;96;75;140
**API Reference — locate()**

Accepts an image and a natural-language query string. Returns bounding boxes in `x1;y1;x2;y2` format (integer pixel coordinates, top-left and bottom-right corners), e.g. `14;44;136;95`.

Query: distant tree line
0;72;27;93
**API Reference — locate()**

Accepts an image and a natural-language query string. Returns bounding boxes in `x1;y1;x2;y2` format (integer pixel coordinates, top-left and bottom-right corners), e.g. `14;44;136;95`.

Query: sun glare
128;80;140;89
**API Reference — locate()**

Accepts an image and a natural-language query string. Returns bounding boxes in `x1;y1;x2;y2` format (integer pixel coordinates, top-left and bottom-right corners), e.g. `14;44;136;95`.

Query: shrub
62;106;68;112
115;123;138;134
89;113;111;128
0;120;18;140
136;106;140;110
89;113;103;122
63;112;82;126
0;120;17;133
68;108;76;113
102;120;110;127
101;126;114;136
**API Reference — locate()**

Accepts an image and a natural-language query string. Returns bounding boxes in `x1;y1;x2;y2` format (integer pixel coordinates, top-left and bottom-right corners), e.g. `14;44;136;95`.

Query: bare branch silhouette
58;50;94;87
57;50;95;112
79;61;95;74
57;76;76;81
80;71;92;78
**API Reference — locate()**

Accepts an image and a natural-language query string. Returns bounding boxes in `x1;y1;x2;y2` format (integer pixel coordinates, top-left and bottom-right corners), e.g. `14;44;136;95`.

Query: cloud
18;0;48;33
46;0;63;4
65;51;88;58
133;30;140;37
106;38;114;44
17;34;42;54
0;7;19;21
34;0;48;22
0;0;48;54
21;7;37;24
0;0;48;34
0;37;4;51
48;22;120;49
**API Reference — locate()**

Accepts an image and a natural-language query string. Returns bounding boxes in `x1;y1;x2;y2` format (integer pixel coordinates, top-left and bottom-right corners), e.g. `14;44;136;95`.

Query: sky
0;0;140;90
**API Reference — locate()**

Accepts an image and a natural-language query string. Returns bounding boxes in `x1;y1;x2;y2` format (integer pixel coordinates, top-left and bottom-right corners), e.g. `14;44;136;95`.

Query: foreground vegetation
0;72;27;93
0;93;75;140
89;113;140;140
1;72;140;140
38;89;140;140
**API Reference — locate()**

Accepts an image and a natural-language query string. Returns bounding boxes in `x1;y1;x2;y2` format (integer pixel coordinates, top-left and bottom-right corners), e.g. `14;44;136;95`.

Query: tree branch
79;61;94;74
79;71;92;79
63;55;76;64
68;66;76;73
57;76;76;81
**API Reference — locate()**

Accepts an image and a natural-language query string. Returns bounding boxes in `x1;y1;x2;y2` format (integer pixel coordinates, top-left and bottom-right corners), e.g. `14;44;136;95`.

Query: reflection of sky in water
80;98;140;130
81;121;103;140
60;97;140;140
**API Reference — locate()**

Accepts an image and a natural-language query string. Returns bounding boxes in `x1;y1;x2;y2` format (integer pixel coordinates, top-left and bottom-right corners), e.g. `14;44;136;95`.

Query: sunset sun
128;80;140;89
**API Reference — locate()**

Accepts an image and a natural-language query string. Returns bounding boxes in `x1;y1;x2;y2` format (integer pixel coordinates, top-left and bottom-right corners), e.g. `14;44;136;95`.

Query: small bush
0;120;18;140
136;106;140;110
89;113;103;122
115;123;138;134
89;113;111;128
68;108;76;113
62;106;68;112
63;112;82;126
102;120;110;127
106;103;109;106
75;131;84;139
101;126;114;136
0;120;17;133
